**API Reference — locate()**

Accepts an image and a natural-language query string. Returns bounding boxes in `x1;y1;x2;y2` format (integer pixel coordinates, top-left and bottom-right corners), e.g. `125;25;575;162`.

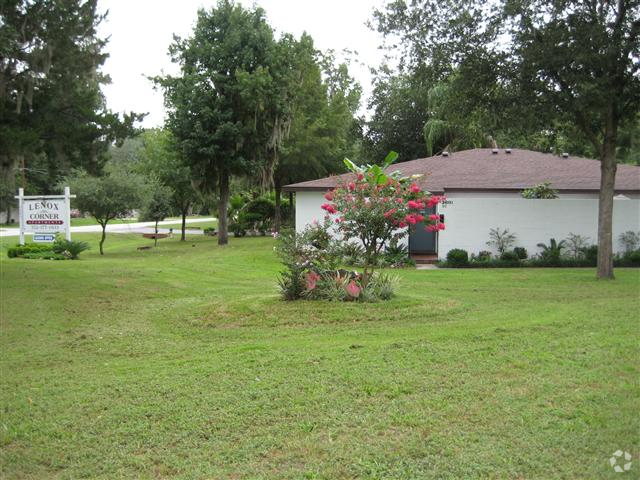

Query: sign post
15;187;76;245
17;188;24;246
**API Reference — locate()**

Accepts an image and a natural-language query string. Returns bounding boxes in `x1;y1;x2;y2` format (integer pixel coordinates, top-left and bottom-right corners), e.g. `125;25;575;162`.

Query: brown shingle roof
283;148;640;193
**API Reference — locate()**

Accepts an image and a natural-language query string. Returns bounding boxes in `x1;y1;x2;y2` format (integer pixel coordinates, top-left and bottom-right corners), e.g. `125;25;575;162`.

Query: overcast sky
97;0;389;128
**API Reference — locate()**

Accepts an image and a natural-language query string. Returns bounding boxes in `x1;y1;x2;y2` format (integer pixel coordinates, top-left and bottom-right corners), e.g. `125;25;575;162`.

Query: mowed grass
0;232;638;479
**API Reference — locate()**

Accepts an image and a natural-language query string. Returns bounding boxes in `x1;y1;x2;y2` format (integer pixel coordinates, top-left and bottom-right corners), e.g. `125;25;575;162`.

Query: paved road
0;217;215;237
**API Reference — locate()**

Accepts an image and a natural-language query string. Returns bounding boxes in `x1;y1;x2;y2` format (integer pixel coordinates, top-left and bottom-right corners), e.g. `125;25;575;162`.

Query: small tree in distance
141;186;172;247
65;170;144;255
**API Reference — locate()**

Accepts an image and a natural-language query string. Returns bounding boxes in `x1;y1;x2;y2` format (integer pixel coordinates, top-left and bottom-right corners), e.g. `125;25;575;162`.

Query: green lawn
0;233;638;479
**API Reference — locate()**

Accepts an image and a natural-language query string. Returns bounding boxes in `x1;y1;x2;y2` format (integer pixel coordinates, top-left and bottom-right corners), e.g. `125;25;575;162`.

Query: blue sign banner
33;234;55;243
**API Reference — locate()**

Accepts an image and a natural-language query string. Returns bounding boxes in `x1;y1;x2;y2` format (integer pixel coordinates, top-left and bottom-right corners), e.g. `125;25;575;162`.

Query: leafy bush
512;247;528;260
337;242;365;267
382;239;414;268
582;245;598;263
244;198;275;233
21;251;67;260
618;231;640;253
363;272;399;301
275;222;340;300
471;250;492;262
500;250;521;262
521;182;559;199
52;238;90;259
7;244;53;258
446;248;469;266
618;250;640;267
338;239;414;268
487;227;516;254
275;221;401;302
565;233;590;258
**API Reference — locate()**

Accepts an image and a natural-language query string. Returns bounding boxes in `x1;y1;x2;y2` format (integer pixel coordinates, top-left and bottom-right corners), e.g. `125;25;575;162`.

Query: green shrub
500;250;521;262
382;240;414;268
512;247;528;260
618;231;640;253
364;271;399;301
446;248;469;267
244;198;275;233
618;250;640;267
338;242;365;267
471;250;492;262
7;244;53;258
581;245;598;263
52;238;90;259
21;251;67;260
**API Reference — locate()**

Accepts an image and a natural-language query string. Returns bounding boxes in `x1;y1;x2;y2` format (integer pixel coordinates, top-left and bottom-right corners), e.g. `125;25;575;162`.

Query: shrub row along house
284;149;640;261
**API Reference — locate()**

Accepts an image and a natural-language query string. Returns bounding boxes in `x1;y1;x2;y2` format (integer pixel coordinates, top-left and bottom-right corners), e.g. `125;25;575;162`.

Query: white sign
22;199;67;233
15;187;75;245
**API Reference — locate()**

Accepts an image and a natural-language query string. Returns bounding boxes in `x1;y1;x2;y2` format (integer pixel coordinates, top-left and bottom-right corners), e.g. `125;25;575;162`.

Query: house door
408;207;437;254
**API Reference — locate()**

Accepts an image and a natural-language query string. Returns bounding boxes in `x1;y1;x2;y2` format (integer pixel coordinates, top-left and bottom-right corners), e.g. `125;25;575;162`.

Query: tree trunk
99;224;106;255
181;208;187;241
154;220;159;247
274;177;282;233
218;170;229;245
596;138;617;279
289;191;294;221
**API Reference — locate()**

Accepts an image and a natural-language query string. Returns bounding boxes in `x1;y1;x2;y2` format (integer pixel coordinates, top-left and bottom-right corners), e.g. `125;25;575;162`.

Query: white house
283;148;640;260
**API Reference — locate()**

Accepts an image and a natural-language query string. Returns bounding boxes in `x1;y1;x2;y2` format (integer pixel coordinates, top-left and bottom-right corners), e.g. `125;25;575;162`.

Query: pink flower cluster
427;195;446;208
426;222;446;232
321;174;447;237
305;271;321;290
321;203;337;214
404;213;425;225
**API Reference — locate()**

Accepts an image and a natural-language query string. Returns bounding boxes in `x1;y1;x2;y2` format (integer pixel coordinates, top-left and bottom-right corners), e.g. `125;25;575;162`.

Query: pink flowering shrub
320;152;446;285
275;152;446;302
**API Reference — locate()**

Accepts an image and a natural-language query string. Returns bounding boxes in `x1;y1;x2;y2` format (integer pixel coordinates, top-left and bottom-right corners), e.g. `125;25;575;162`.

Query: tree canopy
370;0;640;278
0;0;144;196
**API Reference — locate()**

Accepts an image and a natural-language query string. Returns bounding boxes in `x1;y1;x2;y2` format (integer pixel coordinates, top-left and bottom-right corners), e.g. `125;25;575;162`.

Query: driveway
0;217;215;237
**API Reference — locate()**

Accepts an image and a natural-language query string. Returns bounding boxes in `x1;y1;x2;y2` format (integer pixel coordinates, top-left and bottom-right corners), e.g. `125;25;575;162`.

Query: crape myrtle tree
64;167;145;255
0;0;143;194
372;0;640;279
154;0;280;246
321;152;446;286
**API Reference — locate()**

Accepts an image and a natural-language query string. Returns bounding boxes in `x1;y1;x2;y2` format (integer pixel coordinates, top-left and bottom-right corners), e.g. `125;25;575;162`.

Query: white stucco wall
294;190;640;258
438;197;640;258
295;191;328;232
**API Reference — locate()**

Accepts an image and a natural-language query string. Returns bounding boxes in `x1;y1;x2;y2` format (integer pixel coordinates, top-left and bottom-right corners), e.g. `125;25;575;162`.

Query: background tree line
2;0;638;277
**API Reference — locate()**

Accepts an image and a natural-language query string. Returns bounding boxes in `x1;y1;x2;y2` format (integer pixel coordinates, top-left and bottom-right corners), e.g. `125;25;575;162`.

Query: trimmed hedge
446;249;469;267
21;251;67;260
440;252;640;268
7;244;53;258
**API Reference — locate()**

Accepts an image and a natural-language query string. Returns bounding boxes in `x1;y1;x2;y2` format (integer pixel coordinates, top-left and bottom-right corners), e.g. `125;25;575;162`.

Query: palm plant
537;238;566;260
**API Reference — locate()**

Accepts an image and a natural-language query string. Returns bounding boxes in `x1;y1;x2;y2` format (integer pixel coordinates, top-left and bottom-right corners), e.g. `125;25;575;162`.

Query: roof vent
562;152;569;158
505;148;512;154
491;148;499;154
442;151;449;157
